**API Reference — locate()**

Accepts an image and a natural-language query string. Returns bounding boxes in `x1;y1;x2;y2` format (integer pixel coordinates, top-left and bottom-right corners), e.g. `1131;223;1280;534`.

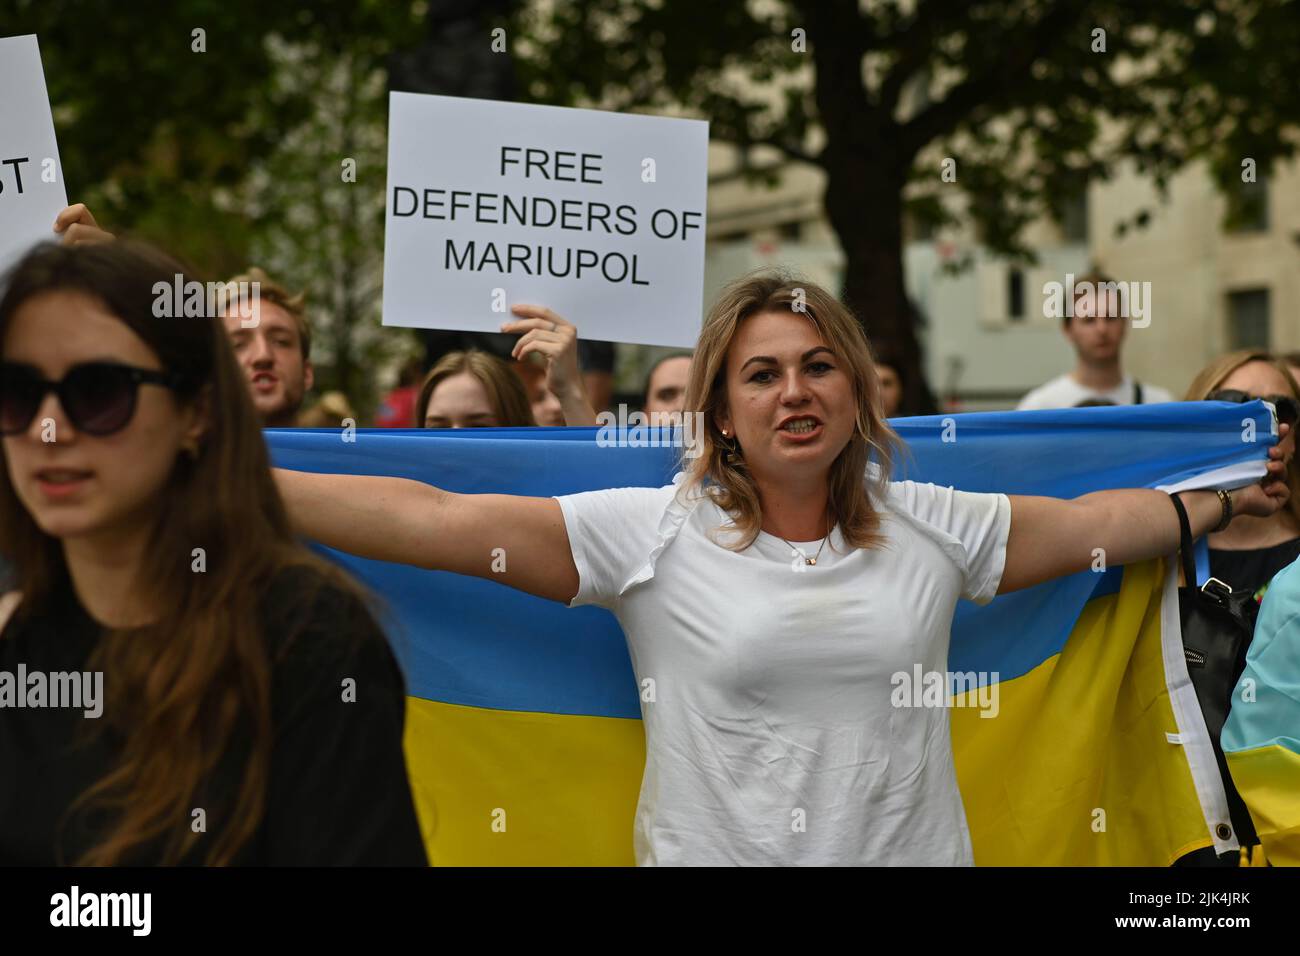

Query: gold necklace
777;516;833;566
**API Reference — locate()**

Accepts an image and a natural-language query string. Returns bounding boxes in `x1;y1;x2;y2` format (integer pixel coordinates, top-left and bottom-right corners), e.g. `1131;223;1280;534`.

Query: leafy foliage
10;0;1299;408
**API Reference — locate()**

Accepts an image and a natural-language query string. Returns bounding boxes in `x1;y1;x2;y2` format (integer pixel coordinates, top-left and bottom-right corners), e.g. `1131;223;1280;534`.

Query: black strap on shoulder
1134;380;1144;404
1168;492;1197;587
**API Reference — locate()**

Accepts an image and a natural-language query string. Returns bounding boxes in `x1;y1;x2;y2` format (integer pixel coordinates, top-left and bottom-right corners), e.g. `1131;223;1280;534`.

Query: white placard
0;35;68;276
382;93;708;348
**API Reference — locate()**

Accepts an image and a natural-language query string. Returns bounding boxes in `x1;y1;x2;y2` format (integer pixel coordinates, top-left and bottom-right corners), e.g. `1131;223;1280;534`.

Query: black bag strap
1134;380;1144;404
1168;492;1197;587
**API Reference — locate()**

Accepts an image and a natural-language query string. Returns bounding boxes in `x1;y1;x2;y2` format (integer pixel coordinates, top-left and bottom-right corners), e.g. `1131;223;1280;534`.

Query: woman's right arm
273;469;579;604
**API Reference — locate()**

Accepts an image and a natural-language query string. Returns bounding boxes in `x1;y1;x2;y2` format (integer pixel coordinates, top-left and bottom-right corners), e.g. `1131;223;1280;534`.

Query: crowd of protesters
0;202;1295;867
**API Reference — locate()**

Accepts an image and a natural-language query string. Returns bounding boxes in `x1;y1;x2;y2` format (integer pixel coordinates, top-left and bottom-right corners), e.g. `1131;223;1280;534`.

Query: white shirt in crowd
555;470;1011;866
1017;373;1174;410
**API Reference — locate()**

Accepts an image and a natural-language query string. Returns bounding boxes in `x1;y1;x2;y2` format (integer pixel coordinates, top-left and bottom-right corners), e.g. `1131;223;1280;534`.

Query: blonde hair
681;272;902;551
415;350;537;427
298;391;356;428
226;267;311;359
1185;349;1300;525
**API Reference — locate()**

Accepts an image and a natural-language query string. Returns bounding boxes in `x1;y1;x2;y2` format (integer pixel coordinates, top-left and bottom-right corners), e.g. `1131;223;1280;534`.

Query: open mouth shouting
777;414;823;441
251;371;279;394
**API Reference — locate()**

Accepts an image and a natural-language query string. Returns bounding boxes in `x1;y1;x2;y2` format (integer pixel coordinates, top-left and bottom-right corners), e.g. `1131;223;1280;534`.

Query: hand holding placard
53;203;114;246
501;304;598;427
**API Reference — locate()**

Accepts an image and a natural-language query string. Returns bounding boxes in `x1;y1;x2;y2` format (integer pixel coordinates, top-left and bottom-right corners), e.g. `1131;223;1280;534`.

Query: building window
1228;288;1270;350
1059;190;1088;244
1007;268;1025;321
1228;176;1269;233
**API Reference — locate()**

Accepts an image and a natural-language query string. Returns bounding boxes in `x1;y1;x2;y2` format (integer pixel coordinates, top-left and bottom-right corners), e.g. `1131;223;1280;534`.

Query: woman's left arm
999;431;1292;595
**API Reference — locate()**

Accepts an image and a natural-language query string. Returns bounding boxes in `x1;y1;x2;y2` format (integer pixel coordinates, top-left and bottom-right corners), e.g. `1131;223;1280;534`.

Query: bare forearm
1003;486;1240;593
558;386;598;427
1076;487;1234;567
274;468;448;567
273;468;579;600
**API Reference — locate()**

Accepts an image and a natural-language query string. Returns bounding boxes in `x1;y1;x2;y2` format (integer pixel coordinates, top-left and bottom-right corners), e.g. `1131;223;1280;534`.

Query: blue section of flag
268;401;1272;717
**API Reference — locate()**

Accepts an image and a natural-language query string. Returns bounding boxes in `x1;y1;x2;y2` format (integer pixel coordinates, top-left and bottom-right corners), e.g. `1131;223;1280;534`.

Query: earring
719;430;742;465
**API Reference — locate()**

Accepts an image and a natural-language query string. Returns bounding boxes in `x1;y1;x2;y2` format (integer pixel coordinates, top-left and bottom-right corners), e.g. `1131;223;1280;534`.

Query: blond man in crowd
219;269;315;427
54;205;317;427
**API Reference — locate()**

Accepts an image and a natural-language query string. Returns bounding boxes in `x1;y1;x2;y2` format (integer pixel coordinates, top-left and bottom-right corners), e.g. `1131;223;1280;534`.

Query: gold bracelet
1212;488;1233;533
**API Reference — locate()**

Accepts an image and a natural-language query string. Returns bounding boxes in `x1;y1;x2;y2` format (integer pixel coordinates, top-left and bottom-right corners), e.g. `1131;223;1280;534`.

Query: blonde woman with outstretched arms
275;275;1290;866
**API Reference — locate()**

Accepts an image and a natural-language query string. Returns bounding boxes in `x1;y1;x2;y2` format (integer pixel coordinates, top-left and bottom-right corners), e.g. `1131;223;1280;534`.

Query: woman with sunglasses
0;241;426;865
1177;350;1300;868
1186;351;1300;605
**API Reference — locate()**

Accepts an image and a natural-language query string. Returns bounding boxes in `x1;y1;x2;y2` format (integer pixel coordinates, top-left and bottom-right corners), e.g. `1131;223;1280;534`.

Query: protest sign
0;35;67;275
383;93;708;348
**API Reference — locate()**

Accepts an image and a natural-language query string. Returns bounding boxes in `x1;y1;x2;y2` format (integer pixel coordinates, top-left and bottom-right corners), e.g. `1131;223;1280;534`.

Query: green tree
6;0;426;411
510;0;1300;413
228;36;404;421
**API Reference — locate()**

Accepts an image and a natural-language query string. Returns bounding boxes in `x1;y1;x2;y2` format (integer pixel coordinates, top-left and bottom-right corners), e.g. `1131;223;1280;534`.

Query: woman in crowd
416;349;537;428
1186;350;1300;604
870;351;906;418
1180;350;1300;867
273;273;1290;865
415;307;599;429
0;241;426;865
513;357;567;426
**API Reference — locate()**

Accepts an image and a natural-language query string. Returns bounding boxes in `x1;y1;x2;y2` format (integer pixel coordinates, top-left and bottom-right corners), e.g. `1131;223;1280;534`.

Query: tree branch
765;137;822;167
878;0;960;116
793;0;875;64
898;0;1091;158
798;0;881;149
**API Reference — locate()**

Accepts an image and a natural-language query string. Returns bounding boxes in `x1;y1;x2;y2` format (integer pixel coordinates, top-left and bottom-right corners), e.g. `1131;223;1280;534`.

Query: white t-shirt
1017;373;1174;410
555;472;1011;866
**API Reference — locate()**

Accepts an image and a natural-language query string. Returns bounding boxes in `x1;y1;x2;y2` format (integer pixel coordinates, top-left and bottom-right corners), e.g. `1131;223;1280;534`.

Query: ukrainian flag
268;400;1280;865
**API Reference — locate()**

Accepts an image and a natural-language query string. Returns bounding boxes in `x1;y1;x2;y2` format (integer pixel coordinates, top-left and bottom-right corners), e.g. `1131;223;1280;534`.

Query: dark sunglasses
1207;389;1300;427
0;361;188;437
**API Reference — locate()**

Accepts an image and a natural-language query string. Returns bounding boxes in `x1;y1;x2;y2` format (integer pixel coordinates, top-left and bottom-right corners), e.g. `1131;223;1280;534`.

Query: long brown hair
414;349;536;427
0;240;360;864
681;272;902;550
1185;349;1300;526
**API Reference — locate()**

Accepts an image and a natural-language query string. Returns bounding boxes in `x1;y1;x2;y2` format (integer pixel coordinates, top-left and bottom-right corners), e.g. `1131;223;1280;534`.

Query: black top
0;566;428;866
1208;536;1300;606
